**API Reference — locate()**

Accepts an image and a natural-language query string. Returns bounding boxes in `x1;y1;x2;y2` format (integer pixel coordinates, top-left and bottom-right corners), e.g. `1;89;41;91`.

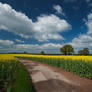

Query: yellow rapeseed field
12;54;92;79
0;54;92;79
0;54;16;61
0;54;92;61
12;54;92;61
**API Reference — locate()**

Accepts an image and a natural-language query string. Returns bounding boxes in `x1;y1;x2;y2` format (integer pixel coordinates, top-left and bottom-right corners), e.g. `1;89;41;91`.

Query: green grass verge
0;60;35;92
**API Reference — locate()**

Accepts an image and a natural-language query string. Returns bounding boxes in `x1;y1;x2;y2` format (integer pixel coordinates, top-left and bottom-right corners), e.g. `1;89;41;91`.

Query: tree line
41;44;90;55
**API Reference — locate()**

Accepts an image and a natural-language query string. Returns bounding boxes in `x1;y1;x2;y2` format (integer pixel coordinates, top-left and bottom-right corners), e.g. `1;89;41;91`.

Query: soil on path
19;59;92;92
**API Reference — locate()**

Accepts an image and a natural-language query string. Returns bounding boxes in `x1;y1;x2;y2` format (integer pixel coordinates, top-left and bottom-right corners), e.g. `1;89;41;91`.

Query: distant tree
40;51;45;55
24;51;27;54
60;44;74;55
78;50;84;55
78;48;90;55
83;48;90;55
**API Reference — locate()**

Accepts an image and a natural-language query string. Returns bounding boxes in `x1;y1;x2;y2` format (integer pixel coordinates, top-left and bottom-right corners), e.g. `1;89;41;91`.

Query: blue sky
0;0;92;53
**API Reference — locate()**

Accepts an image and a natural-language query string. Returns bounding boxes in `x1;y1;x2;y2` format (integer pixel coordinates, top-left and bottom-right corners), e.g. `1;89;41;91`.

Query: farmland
0;54;34;92
15;54;92;79
0;54;92;92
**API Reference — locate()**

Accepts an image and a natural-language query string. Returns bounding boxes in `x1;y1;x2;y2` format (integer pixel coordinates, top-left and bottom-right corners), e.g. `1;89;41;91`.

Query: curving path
19;59;92;92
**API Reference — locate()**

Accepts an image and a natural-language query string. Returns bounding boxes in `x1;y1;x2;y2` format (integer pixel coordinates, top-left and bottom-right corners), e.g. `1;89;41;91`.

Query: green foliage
78;50;84;55
78;48;90;55
40;51;45;55
60;44;74;55
83;48;90;55
0;60;34;92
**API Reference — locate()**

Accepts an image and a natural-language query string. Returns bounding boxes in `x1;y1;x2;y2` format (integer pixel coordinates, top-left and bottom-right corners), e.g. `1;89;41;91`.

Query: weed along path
19;59;92;92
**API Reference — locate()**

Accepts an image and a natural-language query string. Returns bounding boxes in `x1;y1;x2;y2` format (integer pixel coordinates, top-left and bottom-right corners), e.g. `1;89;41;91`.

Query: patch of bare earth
19;59;92;92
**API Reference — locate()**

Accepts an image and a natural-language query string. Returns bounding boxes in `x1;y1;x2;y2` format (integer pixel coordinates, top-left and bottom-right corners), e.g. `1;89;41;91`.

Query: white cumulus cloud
0;39;62;54
53;5;64;15
70;13;92;52
0;39;14;46
15;39;24;43
86;13;92;34
0;2;71;41
33;14;71;41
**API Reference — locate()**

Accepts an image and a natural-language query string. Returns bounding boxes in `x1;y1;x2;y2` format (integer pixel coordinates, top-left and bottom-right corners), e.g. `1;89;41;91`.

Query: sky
0;0;92;54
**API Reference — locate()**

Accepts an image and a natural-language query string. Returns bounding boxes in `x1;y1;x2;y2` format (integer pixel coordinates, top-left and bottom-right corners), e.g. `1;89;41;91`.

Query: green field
0;57;34;92
1;54;92;92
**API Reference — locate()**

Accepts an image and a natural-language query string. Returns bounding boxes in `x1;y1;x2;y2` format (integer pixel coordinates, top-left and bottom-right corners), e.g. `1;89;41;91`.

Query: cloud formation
86;13;92;34
53;5;64;15
0;3;71;41
0;39;62;53
70;13;92;51
0;39;14;46
15;39;24;43
33;14;70;41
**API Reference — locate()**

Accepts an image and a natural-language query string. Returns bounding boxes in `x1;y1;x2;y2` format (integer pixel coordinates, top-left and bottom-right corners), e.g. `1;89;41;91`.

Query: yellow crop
0;54;16;61
12;54;92;61
0;54;92;62
0;54;92;79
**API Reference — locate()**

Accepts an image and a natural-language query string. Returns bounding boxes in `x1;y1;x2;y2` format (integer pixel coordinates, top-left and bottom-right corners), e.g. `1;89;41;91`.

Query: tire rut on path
19;59;92;92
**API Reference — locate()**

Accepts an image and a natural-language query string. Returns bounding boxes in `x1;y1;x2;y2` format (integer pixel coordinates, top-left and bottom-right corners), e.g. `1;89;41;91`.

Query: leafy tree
78;48;90;55
60;44;74;55
40;51;45;55
83;48;90;55
24;51;27;54
78;50;84;55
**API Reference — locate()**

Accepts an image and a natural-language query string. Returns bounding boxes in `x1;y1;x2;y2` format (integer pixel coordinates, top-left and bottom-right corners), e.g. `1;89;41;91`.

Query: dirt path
19;59;92;92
